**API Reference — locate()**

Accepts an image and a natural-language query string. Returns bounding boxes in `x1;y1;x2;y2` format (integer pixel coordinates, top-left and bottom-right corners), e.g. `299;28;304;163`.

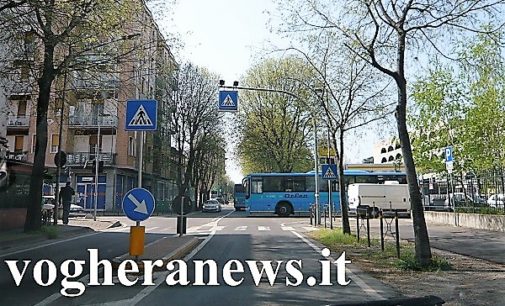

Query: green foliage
237;57;315;174
411;32;505;176
395;249;452;272
41;226;59;239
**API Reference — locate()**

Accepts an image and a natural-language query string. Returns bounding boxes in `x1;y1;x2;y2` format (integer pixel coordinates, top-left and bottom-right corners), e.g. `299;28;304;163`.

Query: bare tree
274;0;505;265
169;63;221;209
285;36;393;233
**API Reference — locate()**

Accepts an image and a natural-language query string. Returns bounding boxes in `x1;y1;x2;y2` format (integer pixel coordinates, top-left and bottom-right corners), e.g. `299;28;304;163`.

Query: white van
348;183;410;216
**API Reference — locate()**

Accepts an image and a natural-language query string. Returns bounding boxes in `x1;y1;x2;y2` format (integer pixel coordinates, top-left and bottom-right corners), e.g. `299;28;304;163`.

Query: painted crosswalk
104;224;321;235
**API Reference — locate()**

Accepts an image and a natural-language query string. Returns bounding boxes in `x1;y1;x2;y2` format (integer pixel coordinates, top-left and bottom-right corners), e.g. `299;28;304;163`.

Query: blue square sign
322;164;338;180
219;90;238;112
125;99;158;131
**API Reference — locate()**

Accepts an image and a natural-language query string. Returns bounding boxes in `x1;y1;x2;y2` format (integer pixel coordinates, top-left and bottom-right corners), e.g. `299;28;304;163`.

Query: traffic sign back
122;188;156;222
126;100;158;131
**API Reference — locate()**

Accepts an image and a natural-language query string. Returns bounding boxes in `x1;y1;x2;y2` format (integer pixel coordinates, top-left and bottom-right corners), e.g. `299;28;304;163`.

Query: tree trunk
25;45;55;231
395;74;432;265
337;129;350;234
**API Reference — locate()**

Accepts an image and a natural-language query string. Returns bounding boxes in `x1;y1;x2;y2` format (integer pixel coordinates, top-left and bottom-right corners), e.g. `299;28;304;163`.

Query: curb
111;237;201;271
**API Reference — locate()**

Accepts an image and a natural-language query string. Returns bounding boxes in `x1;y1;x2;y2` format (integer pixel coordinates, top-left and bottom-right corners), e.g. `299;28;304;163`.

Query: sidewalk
316;215;505;264
0;216;121;253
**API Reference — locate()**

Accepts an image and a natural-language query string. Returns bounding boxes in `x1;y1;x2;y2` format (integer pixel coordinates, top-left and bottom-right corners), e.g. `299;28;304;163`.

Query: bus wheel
276;202;292;217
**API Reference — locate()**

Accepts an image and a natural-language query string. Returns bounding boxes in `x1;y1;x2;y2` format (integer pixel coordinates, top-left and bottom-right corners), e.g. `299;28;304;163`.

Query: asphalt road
0;206;401;306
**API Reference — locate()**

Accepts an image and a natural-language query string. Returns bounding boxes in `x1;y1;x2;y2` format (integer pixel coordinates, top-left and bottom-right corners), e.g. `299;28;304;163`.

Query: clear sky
167;0;390;183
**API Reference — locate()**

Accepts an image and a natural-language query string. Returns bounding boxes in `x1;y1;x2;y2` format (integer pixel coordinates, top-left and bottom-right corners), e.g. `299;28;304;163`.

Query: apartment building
3;2;179;212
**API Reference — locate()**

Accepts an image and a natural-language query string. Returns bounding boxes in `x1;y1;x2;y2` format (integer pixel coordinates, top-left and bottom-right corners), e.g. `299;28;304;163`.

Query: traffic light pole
218;82;322;224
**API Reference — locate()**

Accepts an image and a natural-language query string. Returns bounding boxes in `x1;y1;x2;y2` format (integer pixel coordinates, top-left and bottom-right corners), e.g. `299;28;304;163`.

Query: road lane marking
146;226;159;231
33;235;177;306
120;210;235;305
0;231;100;259
281;226;294;231
290;230;384;300
303;226;317;231
34;210;236;306
235;226;247;231
258;226;270;231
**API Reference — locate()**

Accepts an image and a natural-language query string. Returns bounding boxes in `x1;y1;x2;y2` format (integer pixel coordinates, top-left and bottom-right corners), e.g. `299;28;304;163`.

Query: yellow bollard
129;226;145;256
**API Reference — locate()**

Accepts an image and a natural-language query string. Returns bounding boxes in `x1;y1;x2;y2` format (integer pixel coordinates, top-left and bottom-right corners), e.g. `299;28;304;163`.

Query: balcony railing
6;151;28;162
68;115;118;127
66;152;116;166
7;115;30;127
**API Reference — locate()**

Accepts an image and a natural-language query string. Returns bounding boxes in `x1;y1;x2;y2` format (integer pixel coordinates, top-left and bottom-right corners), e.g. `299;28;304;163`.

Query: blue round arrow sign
122;188;156;222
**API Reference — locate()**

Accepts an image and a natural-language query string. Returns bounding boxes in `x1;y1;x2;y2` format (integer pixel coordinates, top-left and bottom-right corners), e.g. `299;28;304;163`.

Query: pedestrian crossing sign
125;100;158;131
218;90;238;112
322;164;338;180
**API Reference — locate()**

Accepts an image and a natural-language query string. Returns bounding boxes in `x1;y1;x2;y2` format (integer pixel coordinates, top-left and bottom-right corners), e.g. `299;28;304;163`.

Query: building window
50;134;59;153
388;146;394;152
31;134;36;153
396;153;402;160
380;148;386;154
14;136;24;153
381;157;387;163
388;155;394;162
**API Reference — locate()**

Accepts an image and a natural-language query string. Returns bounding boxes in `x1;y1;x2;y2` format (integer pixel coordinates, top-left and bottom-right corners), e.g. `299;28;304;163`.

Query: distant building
373;137;403;164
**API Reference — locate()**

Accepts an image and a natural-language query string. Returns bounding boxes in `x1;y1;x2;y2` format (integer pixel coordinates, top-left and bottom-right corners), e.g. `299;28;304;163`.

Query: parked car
444;193;488;208
487;194;505;208
203;199;222;212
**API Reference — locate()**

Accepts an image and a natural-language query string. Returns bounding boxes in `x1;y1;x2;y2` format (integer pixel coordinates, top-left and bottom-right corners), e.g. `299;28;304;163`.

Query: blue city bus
233;183;247;211
243;170;407;216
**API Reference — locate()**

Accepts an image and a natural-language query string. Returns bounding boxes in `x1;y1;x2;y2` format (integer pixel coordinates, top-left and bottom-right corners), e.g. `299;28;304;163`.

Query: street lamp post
218;81;323;224
94;112;110;221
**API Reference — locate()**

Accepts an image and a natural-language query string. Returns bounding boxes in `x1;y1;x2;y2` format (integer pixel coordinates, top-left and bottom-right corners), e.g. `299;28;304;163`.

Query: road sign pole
179;196;184;237
94;121;100;222
313;116;320;225
137;131;144;227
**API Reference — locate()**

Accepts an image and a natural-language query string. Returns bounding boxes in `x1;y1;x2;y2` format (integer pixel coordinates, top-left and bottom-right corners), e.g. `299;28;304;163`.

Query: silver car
203;199;222;212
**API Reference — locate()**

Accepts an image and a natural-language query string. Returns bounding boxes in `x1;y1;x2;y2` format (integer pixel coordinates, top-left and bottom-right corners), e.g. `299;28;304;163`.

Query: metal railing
68;115;118;127
66;152;116;166
7;115;30;127
6;151;28;161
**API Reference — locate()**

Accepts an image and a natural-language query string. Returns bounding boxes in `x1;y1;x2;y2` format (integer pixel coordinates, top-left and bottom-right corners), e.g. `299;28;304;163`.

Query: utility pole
94;117;101;221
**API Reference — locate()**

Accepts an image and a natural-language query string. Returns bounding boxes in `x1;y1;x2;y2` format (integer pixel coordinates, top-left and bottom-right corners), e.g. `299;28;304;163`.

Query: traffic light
91;160;104;173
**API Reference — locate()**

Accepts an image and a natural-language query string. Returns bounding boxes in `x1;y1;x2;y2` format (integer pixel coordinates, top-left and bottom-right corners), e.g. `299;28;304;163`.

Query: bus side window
252;179;263;194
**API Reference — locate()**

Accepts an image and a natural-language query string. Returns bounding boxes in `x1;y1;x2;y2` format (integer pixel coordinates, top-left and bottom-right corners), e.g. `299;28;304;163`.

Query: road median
112;236;201;271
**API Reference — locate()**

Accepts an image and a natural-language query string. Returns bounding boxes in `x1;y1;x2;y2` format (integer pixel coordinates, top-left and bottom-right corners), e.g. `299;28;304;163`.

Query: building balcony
66;152;116;167
7;115;30;127
6;151;29;162
68;116;118;128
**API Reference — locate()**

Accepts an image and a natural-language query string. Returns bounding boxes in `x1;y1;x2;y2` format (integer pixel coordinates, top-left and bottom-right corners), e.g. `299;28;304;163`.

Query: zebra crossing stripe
281;226;294;231
303;226;317;231
258;226;270;231
235;226;247;231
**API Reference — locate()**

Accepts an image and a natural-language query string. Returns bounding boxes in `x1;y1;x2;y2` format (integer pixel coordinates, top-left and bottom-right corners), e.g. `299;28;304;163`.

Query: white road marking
258;226;270;231
281;226;294;231
303;226;317;231
146;226;159;232
0;231;100;259
119;210;235;305
34;235;175;306
235;226;247;231
290;230;384;300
